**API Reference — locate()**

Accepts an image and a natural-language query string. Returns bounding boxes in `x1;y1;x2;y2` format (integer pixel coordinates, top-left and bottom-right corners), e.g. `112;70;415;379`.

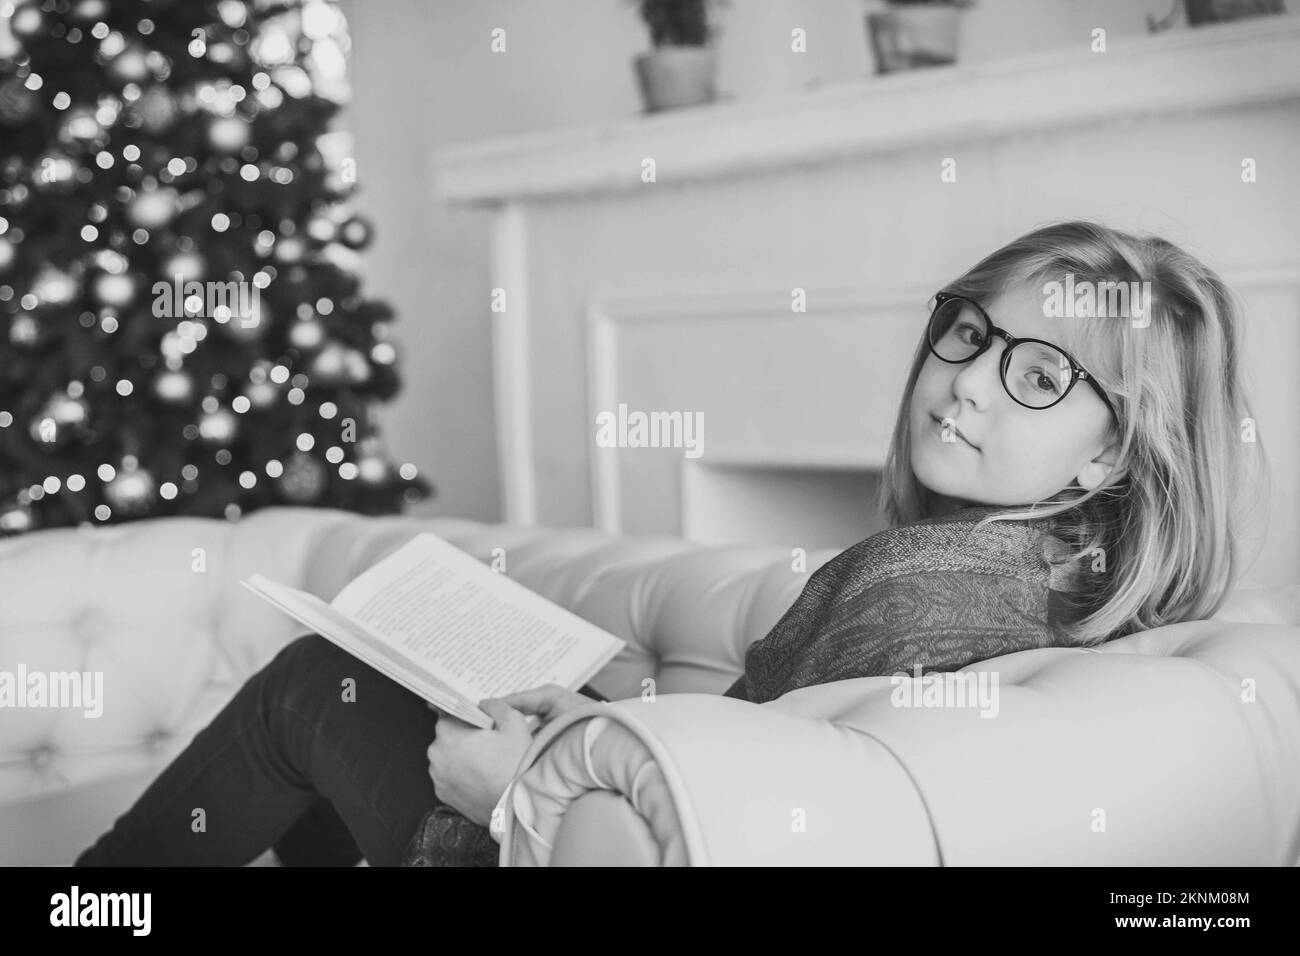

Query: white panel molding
491;203;537;525
586;285;932;533
434;17;1300;205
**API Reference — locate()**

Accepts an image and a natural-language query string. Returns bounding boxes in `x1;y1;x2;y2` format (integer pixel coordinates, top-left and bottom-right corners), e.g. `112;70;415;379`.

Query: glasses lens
928;297;986;362
929;298;1079;409
1004;341;1074;408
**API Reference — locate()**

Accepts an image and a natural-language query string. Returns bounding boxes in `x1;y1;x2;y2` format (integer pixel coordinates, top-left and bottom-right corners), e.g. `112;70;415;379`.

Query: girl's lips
933;416;978;450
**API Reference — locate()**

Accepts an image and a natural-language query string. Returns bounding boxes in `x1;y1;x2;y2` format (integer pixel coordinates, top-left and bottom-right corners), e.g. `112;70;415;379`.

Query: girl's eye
1025;368;1063;396
956;321;985;347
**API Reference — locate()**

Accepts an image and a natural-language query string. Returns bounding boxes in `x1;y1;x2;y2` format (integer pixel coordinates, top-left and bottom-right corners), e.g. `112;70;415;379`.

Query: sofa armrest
498;694;941;866
501;618;1300;866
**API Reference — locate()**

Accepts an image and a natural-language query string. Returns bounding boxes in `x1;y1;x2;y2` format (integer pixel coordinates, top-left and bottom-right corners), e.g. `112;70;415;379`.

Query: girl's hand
424;686;601;826
425;701;533;828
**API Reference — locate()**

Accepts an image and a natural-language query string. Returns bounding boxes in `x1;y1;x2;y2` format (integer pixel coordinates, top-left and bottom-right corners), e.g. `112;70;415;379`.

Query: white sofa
1;505;1297;866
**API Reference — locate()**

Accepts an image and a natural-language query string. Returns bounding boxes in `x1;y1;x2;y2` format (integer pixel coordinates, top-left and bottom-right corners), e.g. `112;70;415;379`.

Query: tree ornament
29;393;90;446
205;41;242;68
0;500;35;535
161;249;205;282
218;294;268;342
307;342;347;384
59;107;104;146
355;441;389;484
317;241;359;274
103;460;156;515
8;2;45;43
288;316;324;349
134;85;179;134
91;271;136;308
0;14;18;60
8;313;38;346
273;235;306;263
304;210;337;243
32;150;79;190
252;22;296;68
126;187;181;230
198;407;238;444
152;368;195;405
70;0;111;23
106;43;151;86
51;392;89;427
209;115;251;153
338;215;373;250
243;378;278;410
343;347;371;384
0;76;40;125
3;180;31;209
277;449;326;503
32;265;80;306
216;0;249;29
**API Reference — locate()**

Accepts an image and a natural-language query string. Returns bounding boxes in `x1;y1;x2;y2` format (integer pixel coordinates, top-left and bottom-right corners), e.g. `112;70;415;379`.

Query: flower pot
866;5;964;75
1184;0;1285;26
633;45;718;113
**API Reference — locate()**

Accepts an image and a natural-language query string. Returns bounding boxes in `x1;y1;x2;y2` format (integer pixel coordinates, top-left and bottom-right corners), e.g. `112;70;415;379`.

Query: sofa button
145;729;170;752
31;745;54;769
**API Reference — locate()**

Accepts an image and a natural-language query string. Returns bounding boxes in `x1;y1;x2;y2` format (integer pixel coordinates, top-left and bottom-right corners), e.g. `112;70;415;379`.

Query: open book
240;532;625;729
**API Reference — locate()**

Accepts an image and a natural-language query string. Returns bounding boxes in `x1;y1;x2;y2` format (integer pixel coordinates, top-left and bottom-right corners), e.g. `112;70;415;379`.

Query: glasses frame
926;292;1119;421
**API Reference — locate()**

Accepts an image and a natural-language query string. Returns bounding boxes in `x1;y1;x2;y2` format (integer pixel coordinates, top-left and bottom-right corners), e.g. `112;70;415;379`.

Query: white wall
336;0;648;523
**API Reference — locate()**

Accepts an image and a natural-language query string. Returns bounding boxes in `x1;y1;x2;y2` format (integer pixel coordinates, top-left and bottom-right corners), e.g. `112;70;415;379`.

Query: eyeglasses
926;292;1119;420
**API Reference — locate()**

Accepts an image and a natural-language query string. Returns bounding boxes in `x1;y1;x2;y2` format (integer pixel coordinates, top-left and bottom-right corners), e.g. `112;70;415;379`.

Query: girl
75;220;1267;866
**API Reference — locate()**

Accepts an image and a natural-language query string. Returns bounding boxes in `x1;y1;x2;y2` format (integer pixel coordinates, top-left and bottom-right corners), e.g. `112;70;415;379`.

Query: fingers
495;683;567;717
479;698;531;734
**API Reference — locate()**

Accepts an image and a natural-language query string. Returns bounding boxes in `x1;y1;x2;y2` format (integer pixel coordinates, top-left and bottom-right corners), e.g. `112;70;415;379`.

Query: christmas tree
0;0;432;535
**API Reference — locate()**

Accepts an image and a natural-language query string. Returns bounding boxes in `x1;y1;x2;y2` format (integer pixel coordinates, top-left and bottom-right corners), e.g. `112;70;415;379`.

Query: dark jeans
74;632;604;867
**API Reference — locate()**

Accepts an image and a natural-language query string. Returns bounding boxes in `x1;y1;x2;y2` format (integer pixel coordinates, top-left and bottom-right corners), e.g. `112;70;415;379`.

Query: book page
240;576;492;728
329;533;624;700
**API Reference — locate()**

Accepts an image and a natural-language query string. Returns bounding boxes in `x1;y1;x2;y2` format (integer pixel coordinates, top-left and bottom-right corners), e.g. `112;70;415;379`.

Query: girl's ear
1077;439;1125;491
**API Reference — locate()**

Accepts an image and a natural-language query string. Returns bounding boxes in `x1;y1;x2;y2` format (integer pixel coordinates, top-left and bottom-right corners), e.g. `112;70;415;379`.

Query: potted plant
1147;0;1284;35
865;0;975;75
1184;0;1285;25
631;0;729;113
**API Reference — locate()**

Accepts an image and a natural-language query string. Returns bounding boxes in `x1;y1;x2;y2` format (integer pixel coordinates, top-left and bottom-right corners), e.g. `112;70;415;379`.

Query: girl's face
909;281;1121;508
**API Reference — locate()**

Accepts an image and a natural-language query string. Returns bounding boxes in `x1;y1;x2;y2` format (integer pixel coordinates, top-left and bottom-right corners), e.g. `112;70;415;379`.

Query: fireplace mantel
434;16;1300;205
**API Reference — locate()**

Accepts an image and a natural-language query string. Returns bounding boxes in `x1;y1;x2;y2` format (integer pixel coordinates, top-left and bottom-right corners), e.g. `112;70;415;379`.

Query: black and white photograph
0;0;1297;918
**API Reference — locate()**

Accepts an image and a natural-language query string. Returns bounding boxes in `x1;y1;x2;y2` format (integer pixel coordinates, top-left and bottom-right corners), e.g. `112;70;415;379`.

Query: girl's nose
950;344;1003;411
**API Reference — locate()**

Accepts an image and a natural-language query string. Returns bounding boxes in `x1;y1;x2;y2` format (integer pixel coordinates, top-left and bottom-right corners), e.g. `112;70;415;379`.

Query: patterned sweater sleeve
734;561;1066;702
790;568;1064;689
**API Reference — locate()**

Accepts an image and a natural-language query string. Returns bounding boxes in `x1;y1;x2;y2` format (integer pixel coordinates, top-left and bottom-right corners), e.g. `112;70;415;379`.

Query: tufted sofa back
0;506;828;864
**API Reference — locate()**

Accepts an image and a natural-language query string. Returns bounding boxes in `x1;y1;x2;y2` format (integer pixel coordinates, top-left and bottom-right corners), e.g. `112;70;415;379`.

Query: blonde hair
878;220;1270;644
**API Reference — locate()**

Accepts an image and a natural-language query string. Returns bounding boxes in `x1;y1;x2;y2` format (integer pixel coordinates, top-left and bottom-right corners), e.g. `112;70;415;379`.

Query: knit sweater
722;503;1091;703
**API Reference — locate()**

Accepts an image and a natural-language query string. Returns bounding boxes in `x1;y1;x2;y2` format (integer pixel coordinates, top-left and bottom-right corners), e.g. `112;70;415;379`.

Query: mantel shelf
432;16;1300;206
